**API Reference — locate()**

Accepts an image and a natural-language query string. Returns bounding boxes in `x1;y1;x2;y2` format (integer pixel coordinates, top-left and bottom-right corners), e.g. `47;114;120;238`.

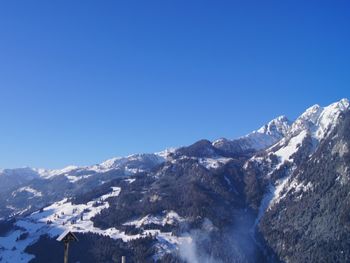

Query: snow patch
124;211;185;228
124;178;136;184
274;130;307;165
267;177;313;209
12;187;42;198
36;165;78;179
198;157;232;169
155;148;177;159
332;140;349;157
268;177;290;209
65;174;93;183
336;164;349;185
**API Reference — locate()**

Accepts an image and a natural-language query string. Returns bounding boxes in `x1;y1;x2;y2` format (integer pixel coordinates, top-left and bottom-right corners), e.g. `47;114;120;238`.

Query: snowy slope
268;98;349;170
289;98;349;140
243;115;291;150
35;153;165;181
0;153;166;221
248;98;350;219
213;115;292;153
0;186;190;263
0;187;120;262
0;153;165;183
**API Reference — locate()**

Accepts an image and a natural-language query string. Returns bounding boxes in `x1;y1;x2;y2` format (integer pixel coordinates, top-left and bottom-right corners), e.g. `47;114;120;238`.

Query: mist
178;210;264;263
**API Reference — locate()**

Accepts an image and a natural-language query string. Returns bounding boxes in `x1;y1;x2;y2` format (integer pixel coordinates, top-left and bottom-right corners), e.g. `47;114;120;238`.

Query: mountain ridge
0;98;349;263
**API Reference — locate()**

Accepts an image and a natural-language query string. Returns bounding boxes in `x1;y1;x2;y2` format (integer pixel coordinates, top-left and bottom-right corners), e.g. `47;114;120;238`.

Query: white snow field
0;186;190;262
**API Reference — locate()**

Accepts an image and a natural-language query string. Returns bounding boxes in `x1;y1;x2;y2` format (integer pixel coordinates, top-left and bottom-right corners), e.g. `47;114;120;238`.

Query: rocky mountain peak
255;115;291;139
289;98;349;140
213;115;292;154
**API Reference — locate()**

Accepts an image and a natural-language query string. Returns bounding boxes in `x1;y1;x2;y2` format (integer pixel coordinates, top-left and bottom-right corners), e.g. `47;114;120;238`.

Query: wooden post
121;256;126;263
64;241;69;263
57;230;78;263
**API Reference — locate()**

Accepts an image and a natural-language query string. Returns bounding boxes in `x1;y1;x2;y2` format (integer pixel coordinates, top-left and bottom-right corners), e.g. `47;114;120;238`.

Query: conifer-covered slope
242;98;350;262
259;109;350;263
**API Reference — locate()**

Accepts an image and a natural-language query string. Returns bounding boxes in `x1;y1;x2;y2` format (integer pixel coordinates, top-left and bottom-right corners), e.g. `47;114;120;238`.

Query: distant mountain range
0;98;349;263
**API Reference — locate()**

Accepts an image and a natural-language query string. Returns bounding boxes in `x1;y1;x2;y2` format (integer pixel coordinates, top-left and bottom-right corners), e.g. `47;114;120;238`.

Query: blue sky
0;1;349;169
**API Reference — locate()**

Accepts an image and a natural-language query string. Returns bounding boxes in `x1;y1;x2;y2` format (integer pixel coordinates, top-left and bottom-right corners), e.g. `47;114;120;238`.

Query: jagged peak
298;104;322;122
212;116;292;153
255;115;291;137
290;98;350;140
323;98;349;113
338;97;349;106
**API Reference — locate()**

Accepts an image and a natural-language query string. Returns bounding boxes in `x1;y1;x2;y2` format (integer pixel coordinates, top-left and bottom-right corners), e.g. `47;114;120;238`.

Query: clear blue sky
0;1;349;169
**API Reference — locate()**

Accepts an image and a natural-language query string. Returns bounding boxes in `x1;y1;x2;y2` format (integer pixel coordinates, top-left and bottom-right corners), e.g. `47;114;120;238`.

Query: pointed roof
56;230;78;242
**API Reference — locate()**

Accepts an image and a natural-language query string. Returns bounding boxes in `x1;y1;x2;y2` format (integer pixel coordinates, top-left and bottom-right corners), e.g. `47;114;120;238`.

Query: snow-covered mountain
1;98;350;263
213;115;292;154
242;98;350;262
245;98;349;180
289;98;349;140
0;153;166;219
1;153;166;182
